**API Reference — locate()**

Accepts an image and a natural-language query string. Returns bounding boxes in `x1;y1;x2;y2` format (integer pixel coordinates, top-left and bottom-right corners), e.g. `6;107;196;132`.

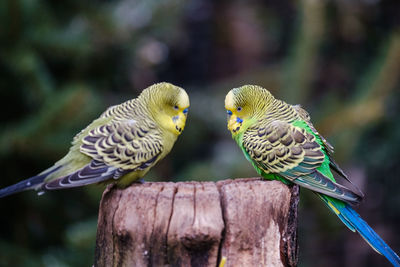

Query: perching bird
0;82;189;198
225;85;400;266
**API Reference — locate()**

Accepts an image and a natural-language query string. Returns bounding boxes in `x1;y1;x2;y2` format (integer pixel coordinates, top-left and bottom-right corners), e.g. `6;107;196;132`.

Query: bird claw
135;178;146;184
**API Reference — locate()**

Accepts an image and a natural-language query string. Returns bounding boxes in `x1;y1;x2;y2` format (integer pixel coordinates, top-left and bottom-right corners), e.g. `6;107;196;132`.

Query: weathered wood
94;178;299;267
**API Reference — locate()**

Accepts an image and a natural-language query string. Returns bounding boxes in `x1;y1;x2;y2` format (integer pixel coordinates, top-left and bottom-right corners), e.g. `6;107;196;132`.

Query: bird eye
174;105;179;110
227;110;233;116
237;107;242;112
183;108;188;114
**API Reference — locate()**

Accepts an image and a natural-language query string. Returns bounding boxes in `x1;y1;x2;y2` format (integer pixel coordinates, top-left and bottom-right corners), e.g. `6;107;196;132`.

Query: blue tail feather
320;194;400;266
0;166;62;198
0;175;46;198
339;205;400;266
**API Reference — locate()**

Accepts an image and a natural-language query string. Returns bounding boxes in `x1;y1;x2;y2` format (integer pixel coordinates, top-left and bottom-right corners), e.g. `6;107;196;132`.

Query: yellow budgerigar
0;82;189;197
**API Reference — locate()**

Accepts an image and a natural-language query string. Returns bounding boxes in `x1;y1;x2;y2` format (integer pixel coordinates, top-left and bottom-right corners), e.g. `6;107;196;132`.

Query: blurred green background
0;0;399;266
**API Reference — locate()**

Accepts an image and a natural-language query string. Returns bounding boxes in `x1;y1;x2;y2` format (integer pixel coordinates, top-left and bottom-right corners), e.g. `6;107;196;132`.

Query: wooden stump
94;178;299;267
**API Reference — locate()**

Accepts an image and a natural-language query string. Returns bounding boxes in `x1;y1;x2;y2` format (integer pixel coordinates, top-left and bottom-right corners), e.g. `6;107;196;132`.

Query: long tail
318;193;400;266
0;166;61;198
0;175;46;198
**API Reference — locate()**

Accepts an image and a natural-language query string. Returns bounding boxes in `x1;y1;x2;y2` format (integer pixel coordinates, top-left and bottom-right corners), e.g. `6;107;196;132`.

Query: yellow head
225;85;274;136
143;82;190;136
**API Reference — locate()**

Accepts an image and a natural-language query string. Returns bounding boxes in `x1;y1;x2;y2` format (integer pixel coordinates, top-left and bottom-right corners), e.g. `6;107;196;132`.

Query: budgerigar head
143;82;190;136
225;85;274;136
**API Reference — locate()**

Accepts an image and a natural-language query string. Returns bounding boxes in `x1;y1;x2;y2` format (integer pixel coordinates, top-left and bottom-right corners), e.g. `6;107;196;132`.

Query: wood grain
94;178;298;267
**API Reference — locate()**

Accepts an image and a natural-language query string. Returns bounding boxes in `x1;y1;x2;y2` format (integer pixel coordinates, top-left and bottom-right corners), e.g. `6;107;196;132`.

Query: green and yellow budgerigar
0;82;189;198
225;85;400;266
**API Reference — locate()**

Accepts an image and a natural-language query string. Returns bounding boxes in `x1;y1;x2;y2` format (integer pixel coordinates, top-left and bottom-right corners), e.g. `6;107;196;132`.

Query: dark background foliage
0;0;399;266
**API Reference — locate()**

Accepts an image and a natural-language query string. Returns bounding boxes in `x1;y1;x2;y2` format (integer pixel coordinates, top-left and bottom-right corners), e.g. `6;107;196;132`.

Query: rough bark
94;178;299;267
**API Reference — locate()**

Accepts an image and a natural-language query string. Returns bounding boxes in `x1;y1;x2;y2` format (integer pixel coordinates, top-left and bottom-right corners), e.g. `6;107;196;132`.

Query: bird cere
0;82;189;197
225;85;400;266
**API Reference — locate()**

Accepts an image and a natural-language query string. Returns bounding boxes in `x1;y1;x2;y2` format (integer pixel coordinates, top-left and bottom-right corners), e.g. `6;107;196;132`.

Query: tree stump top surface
95;178;299;267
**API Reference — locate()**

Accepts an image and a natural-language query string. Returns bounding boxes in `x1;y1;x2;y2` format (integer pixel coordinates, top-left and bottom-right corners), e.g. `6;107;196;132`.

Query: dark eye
174;105;179;110
227;110;232;116
237;107;242;112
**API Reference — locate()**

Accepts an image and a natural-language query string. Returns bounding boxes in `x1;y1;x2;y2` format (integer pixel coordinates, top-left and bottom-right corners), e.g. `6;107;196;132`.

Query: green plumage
0;82;190;197
226;85;361;203
225;85;400;266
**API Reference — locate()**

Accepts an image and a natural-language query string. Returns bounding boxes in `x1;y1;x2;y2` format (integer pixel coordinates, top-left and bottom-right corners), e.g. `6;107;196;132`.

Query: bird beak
227;115;243;133
173;109;188;134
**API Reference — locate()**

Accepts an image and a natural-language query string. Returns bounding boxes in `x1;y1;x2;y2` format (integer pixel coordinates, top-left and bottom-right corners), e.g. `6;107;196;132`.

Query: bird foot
135;178;146;184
